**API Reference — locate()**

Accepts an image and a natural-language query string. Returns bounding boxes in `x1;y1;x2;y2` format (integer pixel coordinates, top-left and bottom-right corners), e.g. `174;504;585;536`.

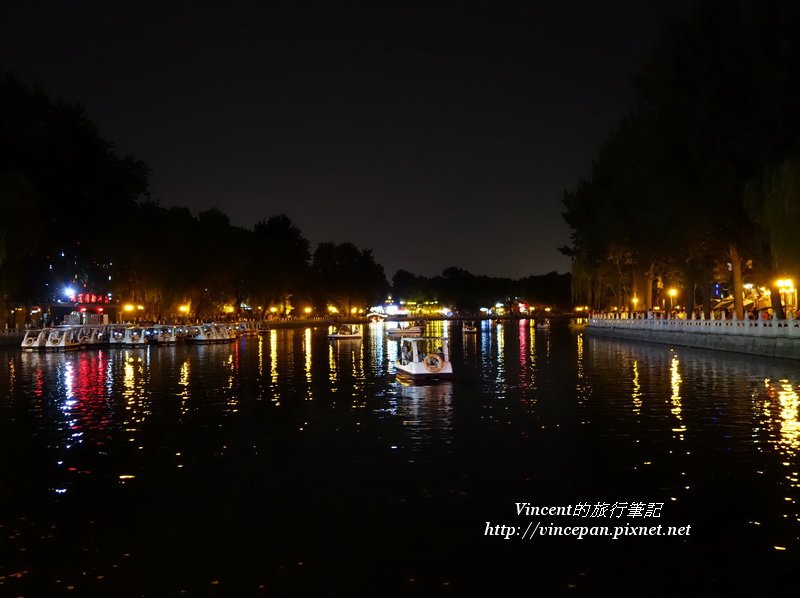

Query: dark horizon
0;0;687;279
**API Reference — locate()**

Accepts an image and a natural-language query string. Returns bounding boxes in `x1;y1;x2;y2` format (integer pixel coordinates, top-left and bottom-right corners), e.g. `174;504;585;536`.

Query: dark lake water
1;320;799;594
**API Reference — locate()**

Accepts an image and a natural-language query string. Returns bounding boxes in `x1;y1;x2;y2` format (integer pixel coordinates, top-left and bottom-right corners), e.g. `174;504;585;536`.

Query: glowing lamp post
667;288;678;312
776;279;796;313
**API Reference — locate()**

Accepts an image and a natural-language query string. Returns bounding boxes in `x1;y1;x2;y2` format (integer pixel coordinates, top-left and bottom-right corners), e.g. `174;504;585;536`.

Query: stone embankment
587;313;800;360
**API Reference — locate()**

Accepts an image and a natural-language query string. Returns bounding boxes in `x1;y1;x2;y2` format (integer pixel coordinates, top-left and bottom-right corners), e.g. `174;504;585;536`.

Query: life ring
423;354;444;373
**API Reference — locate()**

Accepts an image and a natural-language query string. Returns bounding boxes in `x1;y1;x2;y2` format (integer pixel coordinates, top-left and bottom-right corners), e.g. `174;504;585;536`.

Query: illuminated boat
395;337;453;381
184;323;235;344
44;327;81;351
109;325;148;347
20;328;50;351
328;324;362;339
221;323;239;339
147;324;177;345
235;322;259;337
78;326;109;347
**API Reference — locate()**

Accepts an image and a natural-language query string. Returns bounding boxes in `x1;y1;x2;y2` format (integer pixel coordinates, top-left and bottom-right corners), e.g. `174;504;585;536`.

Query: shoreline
1;314;562;346
586;316;800;360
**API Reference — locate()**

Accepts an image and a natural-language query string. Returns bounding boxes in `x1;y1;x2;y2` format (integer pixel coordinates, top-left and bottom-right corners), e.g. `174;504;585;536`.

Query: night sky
1;1;686;279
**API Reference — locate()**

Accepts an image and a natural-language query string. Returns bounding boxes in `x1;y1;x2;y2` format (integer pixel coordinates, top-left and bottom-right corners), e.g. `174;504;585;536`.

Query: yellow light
178;305;189;313
224;305;235;314
137;305;144;310
632;297;639;305
327;305;338;314
668;288;678;297
123;304;135;312
350;307;358;314
544;307;551;312
269;307;278;313
304;307;312;314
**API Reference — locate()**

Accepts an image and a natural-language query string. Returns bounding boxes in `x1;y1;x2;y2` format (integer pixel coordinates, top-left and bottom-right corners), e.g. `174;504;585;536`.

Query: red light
79;307;87;313
97;307;104;313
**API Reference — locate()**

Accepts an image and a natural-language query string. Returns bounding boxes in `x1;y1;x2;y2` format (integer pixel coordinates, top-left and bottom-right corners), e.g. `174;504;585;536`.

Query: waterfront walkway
590;312;800;337
587;313;800;359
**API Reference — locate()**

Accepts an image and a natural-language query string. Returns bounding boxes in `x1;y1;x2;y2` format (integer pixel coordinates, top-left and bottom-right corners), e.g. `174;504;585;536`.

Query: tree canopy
561;0;800;318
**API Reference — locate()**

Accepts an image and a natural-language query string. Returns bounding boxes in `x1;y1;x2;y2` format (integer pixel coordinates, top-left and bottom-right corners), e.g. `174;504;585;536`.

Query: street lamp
776;278;796;314
668;288;678;311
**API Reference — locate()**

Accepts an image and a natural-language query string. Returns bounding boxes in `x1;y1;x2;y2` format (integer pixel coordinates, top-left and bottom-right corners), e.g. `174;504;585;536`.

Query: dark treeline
0;73;389;320
561;0;800;319
0;74;567;322
393;268;570;311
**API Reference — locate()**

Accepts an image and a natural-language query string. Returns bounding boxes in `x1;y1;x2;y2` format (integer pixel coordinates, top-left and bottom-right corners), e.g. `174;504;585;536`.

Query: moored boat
109;325;148;347
185;323;235;344
44;327;81;351
20;328;50;351
147;324;177;345
20;328;51;351
78;326;109;347
236;322;259;337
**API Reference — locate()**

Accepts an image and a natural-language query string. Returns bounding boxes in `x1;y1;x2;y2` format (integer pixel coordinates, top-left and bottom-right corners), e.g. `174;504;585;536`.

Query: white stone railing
589;313;800;338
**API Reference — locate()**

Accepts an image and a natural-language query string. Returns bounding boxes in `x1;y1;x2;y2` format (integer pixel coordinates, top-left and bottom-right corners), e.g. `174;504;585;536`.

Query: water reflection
1;324;800;592
670;354;685;439
631;359;641;415
270;329;279;405
397;381;454;448
776;380;800;455
586;335;800;543
762;378;800;526
575;332;589;405
178;359;190;414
